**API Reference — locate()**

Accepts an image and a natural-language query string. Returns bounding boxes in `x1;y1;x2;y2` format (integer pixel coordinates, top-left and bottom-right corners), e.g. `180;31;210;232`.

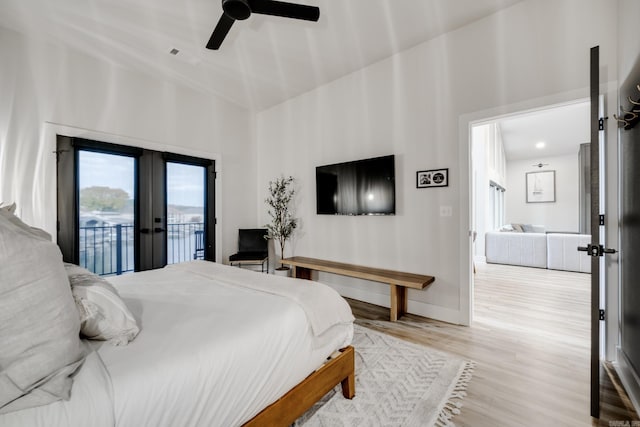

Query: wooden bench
281;256;435;322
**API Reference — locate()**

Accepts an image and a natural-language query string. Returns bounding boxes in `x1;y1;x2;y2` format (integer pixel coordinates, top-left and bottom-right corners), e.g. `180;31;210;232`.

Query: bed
0;207;355;427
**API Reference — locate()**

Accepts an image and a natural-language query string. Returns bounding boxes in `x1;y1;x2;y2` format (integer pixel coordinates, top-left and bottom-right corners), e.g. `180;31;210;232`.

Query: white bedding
2;261;354;427
0;351;114;427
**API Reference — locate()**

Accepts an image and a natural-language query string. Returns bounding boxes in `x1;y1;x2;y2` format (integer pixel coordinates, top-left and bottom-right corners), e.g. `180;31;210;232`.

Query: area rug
296;324;474;427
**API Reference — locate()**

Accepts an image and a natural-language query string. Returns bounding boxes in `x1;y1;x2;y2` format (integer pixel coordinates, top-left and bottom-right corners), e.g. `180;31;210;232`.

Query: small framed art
417;168;448;188
526;170;555;203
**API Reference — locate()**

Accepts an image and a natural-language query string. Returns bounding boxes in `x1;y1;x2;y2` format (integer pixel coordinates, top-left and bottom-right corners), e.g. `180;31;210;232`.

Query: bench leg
389;284;407;322
294;266;312;280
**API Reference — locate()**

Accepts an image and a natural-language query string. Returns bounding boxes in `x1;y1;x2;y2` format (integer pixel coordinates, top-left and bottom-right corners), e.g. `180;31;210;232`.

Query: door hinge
599;117;604;130
599;309;605;321
52;149;68;163
599;214;605;226
213;171;218;179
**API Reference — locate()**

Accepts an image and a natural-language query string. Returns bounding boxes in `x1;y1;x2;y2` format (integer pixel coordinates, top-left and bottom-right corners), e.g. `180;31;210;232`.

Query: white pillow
64;264;140;346
0;202;52;241
0;202;16;213
0;210;85;414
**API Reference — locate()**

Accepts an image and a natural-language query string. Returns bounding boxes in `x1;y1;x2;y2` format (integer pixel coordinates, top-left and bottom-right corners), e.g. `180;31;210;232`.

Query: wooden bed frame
243;345;355;426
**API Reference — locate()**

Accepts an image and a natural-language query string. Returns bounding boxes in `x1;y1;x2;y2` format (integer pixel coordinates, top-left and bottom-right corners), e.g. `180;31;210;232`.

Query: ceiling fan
206;0;320;50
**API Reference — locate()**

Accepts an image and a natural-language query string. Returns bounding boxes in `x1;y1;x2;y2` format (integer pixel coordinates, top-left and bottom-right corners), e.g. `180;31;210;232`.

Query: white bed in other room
2;261;354;427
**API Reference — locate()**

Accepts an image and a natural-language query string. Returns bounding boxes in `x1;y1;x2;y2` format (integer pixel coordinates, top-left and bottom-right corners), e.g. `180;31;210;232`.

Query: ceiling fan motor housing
223;0;251;20
208;0;320;49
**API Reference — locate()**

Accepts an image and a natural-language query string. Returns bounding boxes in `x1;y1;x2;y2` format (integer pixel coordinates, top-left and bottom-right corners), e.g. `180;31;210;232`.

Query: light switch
440;206;453;217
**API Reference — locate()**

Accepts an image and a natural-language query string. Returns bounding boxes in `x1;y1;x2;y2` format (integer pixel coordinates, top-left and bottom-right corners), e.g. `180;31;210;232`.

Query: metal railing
79;224;135;276
167;222;205;265
79;222;204;276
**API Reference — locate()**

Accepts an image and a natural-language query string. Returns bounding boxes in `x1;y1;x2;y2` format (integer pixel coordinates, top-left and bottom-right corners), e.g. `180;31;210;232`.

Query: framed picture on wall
417;168;448;188
526;170;556;203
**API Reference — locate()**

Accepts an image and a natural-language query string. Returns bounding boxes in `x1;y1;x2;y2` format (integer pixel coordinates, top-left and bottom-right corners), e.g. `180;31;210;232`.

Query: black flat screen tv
316;155;395;215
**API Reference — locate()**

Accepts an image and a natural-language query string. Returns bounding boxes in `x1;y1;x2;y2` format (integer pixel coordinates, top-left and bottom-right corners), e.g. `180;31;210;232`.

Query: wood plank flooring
347;262;639;426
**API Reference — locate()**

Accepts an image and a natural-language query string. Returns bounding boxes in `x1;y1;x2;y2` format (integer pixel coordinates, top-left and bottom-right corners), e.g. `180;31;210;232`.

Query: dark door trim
589;45;601;419
56;136;216;272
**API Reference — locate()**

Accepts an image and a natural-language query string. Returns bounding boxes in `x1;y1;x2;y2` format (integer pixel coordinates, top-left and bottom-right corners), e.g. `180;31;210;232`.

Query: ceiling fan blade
206;13;236;50
249;0;320;22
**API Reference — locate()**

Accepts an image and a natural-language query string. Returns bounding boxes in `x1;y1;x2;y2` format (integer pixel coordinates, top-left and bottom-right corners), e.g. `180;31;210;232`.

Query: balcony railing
79;222;204;276
167;222;205;265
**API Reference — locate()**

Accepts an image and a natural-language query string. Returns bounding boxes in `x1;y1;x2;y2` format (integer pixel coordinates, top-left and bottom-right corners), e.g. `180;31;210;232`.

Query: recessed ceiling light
535;142;546;149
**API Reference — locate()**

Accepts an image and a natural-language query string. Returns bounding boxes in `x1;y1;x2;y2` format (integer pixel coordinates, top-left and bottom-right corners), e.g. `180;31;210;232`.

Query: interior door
591;45;602;419
581;45;617;419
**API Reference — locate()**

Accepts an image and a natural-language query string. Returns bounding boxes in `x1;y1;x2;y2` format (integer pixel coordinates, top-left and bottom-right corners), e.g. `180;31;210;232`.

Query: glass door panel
166;162;206;264
78;150;136;275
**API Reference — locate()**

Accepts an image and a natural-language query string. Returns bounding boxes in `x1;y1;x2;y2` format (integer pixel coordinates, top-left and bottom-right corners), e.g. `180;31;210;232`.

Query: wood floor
347;262;639;427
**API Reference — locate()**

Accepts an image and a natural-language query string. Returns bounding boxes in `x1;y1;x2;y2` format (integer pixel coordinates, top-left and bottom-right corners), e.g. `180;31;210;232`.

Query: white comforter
2;261;354;427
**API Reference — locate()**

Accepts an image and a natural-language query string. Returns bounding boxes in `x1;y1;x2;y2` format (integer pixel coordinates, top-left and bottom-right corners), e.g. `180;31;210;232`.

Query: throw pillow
0;210;86;414
511;223;524;232
64;264;140;346
0;202;52;241
0;202;16;213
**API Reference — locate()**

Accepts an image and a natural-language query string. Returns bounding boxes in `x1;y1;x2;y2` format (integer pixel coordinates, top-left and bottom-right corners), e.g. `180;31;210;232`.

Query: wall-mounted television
316;155;395;216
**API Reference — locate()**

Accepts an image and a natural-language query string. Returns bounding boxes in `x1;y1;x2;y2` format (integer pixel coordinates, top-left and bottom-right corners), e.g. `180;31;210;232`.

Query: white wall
505;154;579;232
473;123;507;259
613;0;640;411
472;126;487;260
0;27;257;261
256;0;618;324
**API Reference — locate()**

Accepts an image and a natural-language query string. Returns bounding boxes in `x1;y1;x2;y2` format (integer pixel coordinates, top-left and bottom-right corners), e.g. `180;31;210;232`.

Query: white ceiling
497;101;590;162
0;0;523;111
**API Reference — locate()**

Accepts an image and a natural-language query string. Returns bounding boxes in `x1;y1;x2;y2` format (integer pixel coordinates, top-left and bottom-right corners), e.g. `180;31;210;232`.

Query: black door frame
56;136;216;272
163;152;216;263
589;45;601;419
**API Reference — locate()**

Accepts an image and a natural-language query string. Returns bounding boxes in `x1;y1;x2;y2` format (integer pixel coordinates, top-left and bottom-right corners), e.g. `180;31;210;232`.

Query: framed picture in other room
417;168;448;188
526;170;556;203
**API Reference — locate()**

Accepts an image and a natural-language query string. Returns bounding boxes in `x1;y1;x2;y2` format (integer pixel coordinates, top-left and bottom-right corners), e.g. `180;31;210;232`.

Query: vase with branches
265;176;298;271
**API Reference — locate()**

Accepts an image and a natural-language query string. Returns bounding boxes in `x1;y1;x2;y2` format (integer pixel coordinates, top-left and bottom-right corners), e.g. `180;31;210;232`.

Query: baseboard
328;282;390;308
614;347;640;417
406;299;465;325
327;282;464;325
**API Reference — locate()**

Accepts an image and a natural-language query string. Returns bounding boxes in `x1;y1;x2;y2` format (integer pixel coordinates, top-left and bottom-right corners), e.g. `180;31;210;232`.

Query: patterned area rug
296;324;474;427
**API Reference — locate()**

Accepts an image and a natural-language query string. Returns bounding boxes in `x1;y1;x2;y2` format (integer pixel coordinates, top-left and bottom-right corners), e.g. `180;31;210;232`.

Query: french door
56;136;216;274
77;149;137;274
166;160;207;264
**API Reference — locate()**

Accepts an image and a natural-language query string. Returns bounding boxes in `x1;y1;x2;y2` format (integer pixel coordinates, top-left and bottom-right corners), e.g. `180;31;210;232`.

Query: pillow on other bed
0;209;86;414
511;223;524;232
64;264;140;346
